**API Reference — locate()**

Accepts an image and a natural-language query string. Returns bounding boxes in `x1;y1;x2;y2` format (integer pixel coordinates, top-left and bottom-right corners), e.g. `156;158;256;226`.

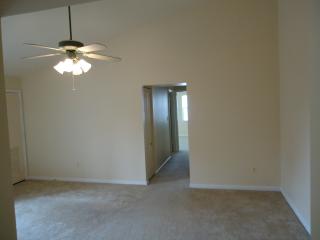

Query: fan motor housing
59;40;84;50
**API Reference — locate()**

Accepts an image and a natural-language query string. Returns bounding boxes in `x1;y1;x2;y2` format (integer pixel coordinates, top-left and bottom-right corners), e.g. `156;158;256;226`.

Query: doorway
6;90;28;184
143;84;189;182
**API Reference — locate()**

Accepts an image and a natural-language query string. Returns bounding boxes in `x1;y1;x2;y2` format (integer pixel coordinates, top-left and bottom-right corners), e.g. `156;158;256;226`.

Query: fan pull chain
72;74;76;91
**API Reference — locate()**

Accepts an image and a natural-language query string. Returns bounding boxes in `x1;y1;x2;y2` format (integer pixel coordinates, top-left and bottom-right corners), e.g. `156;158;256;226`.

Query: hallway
14;152;309;240
150;151;190;185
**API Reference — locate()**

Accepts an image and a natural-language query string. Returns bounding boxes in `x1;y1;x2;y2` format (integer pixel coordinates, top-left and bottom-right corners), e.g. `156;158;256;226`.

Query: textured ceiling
1;0;199;77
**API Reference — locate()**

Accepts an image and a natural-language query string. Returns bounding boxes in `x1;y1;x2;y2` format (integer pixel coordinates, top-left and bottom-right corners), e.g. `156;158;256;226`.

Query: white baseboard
26;176;148;186
189;183;281;192
281;189;311;234
155;155;172;174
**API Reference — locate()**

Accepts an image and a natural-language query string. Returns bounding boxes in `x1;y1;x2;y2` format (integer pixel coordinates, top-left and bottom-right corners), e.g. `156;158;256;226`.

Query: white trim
281;189;311;234
6;89;21;94
189;183;281;192
26;176;148;186
155;155;172;174
6;89;29;180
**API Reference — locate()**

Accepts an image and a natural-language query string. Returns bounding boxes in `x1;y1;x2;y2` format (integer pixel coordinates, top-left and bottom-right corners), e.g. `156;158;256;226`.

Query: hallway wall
152;87;171;170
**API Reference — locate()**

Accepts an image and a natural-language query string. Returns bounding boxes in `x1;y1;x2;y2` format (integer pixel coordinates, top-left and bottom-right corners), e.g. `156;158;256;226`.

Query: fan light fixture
52;6;92;76
54;58;91;75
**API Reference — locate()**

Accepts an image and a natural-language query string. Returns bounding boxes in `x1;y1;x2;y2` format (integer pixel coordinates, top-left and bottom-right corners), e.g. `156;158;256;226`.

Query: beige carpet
14;152;309;240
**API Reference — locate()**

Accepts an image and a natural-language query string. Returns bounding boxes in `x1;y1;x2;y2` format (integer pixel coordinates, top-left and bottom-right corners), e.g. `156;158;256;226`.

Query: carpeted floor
14;152;309;240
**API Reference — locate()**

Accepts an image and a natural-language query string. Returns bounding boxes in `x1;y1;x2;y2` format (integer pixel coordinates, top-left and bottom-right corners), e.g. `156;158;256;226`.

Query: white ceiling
1;0;198;77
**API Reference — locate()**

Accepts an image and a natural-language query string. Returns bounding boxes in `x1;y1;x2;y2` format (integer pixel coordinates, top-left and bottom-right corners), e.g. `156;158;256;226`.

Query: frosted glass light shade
63;58;74;72
72;62;83;75
54;61;65;74
53;58;92;75
79;59;91;73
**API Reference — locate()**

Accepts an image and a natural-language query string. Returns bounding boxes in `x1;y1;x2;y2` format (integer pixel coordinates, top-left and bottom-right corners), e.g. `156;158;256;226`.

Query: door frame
143;87;155;182
6;89;28;181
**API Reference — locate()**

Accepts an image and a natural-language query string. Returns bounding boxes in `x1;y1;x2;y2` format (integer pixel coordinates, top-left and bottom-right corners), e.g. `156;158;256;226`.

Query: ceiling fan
23;6;121;76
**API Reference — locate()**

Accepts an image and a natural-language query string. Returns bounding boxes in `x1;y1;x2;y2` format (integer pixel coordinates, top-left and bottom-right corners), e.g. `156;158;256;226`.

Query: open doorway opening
143;84;189;182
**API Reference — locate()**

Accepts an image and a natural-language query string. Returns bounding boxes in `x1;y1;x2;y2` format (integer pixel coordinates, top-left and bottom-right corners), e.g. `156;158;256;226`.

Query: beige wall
22;68;148;183
5;76;21;90
0;24;17;240
278;0;320;233
311;0;320;238
20;0;279;188
187;0;279;188
152;87;171;169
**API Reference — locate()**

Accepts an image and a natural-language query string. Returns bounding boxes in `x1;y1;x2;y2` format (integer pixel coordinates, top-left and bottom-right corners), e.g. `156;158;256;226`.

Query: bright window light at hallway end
182;94;188;121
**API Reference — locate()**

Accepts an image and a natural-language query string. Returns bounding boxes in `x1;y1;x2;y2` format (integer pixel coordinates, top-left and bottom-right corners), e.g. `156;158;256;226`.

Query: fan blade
78;43;107;53
24;43;63;52
84;53;120;61
22;53;62;60
84;53;121;62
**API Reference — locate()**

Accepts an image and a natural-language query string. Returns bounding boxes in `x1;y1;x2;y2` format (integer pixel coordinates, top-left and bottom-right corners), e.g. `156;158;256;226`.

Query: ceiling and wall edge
0;0;99;16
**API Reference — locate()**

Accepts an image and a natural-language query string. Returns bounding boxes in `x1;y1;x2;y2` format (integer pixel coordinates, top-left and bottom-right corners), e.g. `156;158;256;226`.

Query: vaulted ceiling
1;0;200;77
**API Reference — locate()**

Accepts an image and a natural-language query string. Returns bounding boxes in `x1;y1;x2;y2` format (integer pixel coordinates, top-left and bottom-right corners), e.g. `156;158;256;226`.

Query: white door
6;91;27;184
143;87;156;180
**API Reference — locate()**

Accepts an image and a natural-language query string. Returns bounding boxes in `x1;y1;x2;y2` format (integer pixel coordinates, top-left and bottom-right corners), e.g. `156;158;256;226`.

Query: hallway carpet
14;152;309;240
